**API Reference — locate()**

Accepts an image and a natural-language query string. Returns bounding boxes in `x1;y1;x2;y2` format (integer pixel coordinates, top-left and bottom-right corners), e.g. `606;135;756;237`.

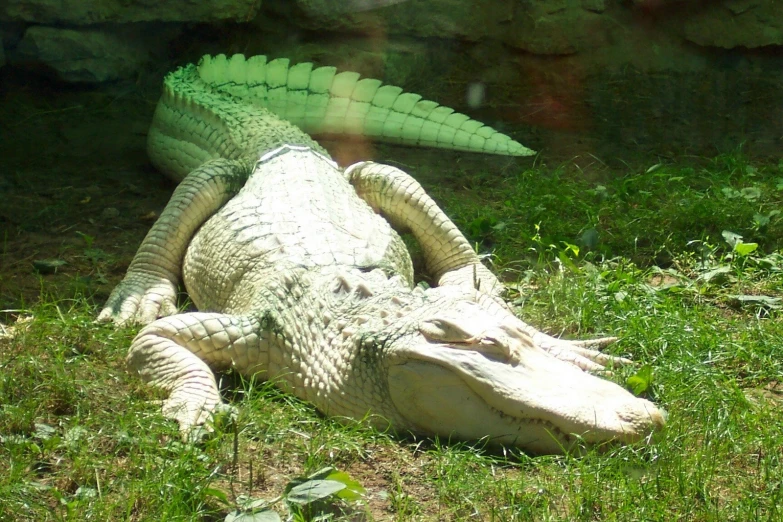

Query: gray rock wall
683;0;783;48
14;25;178;82
0;0;260;24
1;0;780;81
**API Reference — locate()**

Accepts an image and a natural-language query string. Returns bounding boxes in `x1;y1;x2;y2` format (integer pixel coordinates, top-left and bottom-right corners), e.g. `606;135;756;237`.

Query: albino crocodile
99;54;665;454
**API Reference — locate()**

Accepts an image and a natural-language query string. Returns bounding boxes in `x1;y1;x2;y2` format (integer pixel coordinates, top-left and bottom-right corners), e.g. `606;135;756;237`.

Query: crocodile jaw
388;344;666;454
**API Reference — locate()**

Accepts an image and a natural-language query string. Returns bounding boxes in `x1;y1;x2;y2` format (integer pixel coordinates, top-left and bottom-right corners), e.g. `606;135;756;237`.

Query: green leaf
729;295;782;310
733;242;758;256
580;229;599;250
237;496;274;511
32;259;67;274
721;230;743;249
561;242;580;257
757;253;783;270
225;510;281;522
740;186;761;201
557;251;578;272
753;212;771;228
698;265;731;284
286;479;346;505
626;365;653;396
590;185;609;199
324;470;367;501
307;467;336;480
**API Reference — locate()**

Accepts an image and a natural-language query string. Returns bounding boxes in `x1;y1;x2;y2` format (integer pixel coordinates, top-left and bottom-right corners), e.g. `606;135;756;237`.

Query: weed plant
1;151;782;520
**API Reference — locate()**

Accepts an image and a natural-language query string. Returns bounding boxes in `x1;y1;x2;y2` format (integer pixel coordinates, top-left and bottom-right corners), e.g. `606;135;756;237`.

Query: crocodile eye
418;318;474;343
418;315;528;364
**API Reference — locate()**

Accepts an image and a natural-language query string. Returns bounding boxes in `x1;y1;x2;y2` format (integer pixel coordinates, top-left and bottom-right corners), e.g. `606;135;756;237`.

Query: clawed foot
530;331;632;372
97;273;178;326
156;396;238;443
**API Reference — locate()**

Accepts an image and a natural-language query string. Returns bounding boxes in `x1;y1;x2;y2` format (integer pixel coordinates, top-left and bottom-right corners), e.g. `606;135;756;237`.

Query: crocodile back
182;146;413;313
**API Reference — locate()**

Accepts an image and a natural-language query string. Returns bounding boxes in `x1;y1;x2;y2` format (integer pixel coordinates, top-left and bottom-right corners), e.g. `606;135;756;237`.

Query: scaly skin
99;55;665;454
147;53;534;182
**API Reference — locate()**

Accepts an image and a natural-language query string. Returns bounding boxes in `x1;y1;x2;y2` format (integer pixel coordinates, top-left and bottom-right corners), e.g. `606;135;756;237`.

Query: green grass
435;150;783;270
2;151;783;520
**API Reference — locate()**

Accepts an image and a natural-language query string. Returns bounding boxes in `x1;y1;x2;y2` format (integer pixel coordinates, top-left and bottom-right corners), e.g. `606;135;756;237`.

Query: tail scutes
191;53;535;157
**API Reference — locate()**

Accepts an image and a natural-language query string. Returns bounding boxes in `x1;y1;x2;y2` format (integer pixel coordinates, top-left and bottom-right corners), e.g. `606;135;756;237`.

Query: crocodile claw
97;273;178;326
529;332;631;372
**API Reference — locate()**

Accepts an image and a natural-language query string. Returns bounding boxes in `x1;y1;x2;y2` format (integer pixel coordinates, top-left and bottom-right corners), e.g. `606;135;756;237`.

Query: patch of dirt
744;381;783;408
0;69;173;309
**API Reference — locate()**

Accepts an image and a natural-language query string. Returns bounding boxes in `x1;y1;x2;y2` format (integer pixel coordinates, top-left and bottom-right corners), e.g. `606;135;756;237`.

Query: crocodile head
381;290;666;454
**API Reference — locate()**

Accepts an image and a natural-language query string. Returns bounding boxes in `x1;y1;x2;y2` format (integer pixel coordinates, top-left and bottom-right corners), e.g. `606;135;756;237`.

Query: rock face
280;0;517;42
503;0;611;55
683;0;783;48
3;0;782;83
0;0;260;24
15;26;173;83
274;0;611;55
275;0;783;53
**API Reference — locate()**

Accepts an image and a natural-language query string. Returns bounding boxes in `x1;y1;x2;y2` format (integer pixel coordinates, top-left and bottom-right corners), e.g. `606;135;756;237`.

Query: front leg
129;312;268;439
98;159;250;325
347;162;629;373
345;161;504;297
